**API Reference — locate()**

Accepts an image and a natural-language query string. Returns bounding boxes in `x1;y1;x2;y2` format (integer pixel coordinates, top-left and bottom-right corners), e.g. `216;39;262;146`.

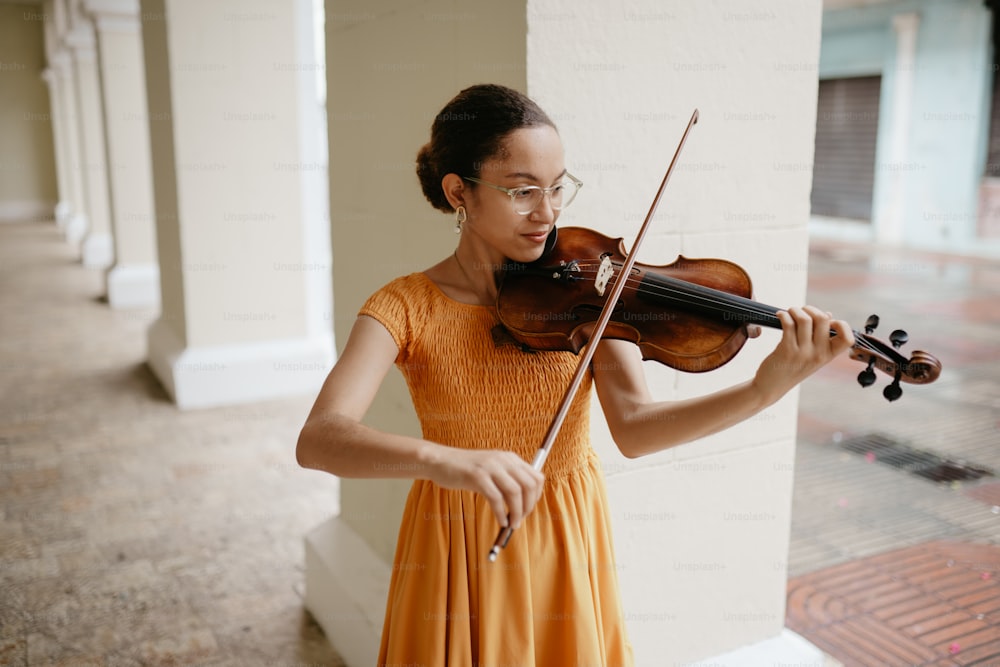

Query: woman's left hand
752;306;855;405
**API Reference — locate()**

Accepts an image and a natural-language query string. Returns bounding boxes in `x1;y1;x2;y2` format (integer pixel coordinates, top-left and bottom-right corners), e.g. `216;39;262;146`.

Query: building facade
813;0;1000;257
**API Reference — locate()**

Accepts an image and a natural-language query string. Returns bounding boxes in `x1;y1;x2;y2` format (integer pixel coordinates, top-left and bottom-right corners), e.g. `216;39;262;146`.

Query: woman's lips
523;231;549;243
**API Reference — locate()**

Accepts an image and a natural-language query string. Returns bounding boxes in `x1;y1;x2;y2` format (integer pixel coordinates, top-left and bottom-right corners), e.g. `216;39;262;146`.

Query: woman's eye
512;188;535;199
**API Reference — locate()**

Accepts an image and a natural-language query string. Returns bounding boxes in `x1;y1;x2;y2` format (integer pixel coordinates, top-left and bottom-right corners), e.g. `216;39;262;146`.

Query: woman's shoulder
358;273;438;358
374;271;434;295
362;272;436;313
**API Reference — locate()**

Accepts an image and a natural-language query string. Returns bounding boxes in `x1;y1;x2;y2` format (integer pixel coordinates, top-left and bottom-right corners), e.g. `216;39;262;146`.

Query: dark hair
416;84;557;213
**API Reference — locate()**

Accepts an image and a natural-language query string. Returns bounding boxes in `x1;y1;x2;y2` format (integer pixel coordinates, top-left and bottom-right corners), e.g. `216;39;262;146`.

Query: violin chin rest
542;226;559;256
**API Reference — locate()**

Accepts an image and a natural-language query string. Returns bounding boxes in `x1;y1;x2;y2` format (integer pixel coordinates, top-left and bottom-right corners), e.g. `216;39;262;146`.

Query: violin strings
550;261;890;359
567;261;781;323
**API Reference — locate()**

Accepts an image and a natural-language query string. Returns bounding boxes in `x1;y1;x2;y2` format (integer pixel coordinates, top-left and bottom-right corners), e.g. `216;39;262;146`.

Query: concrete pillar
305;4;529;663
875;12;920;246
40;66;71;228
529;4;825;661
64;1;114;268
308;1;828;665
40;2;73;229
140;0;331;409
84;0;158;308
44;0;88;241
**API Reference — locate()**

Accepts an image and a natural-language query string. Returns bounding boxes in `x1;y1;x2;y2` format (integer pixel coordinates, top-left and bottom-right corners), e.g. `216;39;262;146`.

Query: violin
496;225;942;402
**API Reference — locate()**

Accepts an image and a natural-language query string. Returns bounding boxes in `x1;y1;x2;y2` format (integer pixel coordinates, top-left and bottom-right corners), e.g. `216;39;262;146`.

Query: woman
296;83;854;665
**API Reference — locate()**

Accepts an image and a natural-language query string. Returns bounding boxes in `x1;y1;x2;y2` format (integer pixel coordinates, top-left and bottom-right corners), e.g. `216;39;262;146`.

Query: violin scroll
849;314;941;402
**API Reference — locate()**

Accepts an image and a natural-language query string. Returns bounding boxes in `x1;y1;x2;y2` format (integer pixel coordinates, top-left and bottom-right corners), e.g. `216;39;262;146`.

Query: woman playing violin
296;83;855;665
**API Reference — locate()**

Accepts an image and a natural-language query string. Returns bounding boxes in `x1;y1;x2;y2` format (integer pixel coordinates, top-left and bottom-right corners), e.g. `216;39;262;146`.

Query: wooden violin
496;225;942;403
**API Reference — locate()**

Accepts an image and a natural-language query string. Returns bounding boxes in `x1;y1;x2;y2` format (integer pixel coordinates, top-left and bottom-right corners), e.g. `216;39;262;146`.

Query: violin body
498;227;758;373
496;226;941;397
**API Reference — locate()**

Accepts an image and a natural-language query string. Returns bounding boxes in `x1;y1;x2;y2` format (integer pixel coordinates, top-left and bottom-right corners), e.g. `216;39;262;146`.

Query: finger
512;465;545;523
495;472;524;529
803;306;831;350
746;324;762;339
775;309;795;347
479;482;509;528
785;307;812;349
830;318;856;353
796;307;816;349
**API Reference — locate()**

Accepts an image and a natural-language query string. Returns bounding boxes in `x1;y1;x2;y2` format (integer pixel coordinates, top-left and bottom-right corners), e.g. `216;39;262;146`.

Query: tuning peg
857;358;876;388
883;371;903;402
864;314;880;334
889;329;908;349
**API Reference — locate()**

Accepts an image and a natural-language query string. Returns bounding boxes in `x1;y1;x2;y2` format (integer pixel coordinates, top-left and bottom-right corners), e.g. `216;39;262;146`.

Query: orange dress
360;273;634;666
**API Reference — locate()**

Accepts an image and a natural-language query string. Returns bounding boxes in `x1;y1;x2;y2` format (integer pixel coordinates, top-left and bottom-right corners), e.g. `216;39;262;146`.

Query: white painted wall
528;1;822;662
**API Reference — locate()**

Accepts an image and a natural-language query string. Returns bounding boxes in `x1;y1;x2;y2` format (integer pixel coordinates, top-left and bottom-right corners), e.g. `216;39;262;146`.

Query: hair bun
414;84;556;214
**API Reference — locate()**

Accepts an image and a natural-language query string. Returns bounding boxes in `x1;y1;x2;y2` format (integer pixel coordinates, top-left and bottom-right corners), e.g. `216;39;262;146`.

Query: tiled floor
1;221;998;666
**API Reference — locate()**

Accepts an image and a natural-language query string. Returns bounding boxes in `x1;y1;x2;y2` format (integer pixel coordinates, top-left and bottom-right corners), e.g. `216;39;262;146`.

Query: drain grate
839;433;994;483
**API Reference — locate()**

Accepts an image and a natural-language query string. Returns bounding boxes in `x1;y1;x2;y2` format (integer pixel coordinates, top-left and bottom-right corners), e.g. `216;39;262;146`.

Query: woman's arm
296;315;544;528
591;306;855;458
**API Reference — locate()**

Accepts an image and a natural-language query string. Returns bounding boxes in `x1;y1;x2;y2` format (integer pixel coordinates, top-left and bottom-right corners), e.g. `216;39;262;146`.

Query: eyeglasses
462;173;583;215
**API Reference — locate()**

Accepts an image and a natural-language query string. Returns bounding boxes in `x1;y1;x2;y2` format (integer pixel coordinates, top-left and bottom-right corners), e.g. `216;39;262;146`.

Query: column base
81;231;114;268
55;201;72;229
696;628;841;667
304;515;388;667
106;263;160;309
147;317;333;409
65;213;88;245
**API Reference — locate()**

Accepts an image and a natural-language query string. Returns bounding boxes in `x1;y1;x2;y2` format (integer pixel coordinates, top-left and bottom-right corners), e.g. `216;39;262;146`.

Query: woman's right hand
426;447;545;530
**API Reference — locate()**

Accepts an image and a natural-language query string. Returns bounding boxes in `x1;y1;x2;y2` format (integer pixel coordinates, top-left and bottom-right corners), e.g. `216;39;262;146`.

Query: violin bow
488;108;700;562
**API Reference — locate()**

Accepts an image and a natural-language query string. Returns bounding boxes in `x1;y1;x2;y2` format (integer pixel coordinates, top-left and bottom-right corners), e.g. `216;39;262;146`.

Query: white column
308;1;829;665
39;67;72;228
530;3;828;661
875;12;920;245
64;12;114;268
306;3;531;662
40;1;70;228
84;0;159;308
141;0;332;409
48;47;88;243
45;0;87;237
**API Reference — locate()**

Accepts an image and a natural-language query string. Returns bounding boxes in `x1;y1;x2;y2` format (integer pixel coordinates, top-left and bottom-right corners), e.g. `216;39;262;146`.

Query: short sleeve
357;274;422;365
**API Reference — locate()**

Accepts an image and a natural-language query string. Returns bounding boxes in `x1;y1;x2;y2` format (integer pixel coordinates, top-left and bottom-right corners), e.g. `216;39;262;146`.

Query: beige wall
0;3;57;221
326;0;529;563
528;0;822;660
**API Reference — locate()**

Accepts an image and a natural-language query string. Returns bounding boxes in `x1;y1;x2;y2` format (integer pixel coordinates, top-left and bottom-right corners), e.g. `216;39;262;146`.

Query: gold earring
455;205;467;234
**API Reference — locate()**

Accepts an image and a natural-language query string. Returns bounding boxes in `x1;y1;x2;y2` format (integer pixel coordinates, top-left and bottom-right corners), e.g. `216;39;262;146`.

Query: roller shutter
811;76;882;221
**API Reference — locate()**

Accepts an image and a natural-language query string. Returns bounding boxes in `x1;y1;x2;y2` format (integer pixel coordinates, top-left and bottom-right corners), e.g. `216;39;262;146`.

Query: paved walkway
788;239;1000;666
1;221;997;665
0;222;346;665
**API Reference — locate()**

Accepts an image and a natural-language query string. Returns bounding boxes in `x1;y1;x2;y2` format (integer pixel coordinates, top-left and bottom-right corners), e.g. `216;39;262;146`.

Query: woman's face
460;125;567;265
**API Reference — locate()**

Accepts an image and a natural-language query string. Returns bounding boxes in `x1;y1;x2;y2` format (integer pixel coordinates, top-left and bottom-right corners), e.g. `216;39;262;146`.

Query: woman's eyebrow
503;169;568;183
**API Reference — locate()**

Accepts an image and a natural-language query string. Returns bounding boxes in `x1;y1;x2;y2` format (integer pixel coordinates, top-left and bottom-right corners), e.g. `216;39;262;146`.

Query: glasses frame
462;172;583;215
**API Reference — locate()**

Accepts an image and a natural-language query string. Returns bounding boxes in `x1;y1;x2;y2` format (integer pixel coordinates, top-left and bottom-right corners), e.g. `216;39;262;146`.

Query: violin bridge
594;254;614;296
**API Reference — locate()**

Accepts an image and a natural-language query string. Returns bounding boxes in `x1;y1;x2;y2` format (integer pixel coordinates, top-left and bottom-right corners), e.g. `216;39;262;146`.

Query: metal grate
840;432;994;483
